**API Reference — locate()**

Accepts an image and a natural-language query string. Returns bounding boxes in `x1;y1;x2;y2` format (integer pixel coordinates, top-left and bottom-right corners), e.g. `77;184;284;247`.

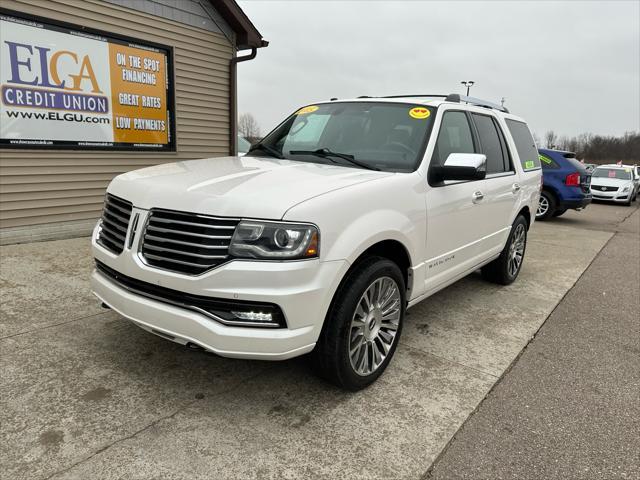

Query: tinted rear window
506;119;540;171
565;157;589;172
539;153;559;169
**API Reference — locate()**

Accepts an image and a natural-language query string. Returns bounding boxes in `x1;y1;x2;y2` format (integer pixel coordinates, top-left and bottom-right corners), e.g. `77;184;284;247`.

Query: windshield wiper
248;142;284;159
289;148;380;171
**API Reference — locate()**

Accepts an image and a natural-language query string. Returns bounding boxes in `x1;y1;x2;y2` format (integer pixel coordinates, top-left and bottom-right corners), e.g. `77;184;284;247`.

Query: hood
590;177;632;187
108;156;393;219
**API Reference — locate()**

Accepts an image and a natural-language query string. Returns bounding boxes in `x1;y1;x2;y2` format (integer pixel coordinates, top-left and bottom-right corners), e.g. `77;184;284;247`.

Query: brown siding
0;0;233;229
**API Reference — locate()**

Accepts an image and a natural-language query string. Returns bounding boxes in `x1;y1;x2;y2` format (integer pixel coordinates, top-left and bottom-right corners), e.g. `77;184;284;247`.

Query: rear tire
482;215;528;285
310;256;405;391
536;191;556;220
553;208;567;217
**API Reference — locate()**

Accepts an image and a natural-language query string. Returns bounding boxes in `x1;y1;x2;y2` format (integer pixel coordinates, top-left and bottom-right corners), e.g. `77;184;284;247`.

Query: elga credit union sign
0;11;175;150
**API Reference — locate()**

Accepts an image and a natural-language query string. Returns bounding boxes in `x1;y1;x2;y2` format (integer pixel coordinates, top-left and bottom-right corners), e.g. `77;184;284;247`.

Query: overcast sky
236;0;639;140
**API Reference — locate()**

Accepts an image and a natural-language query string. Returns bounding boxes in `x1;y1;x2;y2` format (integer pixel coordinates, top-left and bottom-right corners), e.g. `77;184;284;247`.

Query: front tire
482;215;528;285
311;256;405;391
536;191;555;220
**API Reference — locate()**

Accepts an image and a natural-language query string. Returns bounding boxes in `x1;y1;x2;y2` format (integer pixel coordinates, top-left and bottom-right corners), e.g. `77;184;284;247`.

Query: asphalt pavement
427;203;640;480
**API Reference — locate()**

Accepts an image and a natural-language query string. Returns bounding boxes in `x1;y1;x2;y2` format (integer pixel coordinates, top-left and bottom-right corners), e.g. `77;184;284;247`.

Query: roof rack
354;93;510;113
382;94;449;99
445;93;509;113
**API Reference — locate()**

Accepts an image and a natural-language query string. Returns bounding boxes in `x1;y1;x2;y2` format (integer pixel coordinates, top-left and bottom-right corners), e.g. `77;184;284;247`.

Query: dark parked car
537;149;592;220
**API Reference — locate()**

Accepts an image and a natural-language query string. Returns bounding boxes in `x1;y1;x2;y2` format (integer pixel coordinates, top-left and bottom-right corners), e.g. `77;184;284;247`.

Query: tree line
538;130;640;164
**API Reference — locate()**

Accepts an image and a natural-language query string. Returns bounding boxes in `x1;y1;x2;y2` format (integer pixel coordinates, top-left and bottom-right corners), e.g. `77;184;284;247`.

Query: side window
494;118;513;172
472;113;505;174
506;119;541;171
539;153;560;169
433;111;475;166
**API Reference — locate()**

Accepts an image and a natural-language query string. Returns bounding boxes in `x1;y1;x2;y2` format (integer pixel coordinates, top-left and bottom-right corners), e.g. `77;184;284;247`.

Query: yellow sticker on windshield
409;107;430;119
296;105;319;115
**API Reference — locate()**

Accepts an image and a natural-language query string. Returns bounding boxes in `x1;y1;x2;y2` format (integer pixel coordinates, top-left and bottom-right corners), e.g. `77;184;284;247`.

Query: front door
424;110;491;294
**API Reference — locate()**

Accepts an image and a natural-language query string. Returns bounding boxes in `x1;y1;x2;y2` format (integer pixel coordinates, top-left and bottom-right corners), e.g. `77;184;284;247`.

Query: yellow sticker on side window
296;105;319;115
409;107;430;119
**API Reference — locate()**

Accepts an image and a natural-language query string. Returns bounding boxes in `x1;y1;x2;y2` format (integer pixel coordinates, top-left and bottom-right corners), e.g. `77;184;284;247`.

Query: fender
283;174;428;299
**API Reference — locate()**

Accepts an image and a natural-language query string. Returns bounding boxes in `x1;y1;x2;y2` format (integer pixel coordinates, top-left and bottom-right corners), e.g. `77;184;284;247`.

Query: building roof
212;0;268;50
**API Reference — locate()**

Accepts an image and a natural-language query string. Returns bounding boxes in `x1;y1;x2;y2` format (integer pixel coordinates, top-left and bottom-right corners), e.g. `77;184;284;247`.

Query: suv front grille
97;194;133;254
140;209;240;275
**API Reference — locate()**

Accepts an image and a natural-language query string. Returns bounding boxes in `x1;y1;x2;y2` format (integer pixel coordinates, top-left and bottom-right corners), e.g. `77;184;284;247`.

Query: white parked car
91;94;541;390
590;165;638;205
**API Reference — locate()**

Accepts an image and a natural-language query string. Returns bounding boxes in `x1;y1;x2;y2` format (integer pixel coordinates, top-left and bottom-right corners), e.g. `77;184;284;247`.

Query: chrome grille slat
145;225;232;240
101;222;126;239
143;243;227;259
140;209;240;275
104;201;132;216
103;209;130;225
149;216;237;230
144;234;229;249
102;218;127;233
100;228;125;248
97;194;132;254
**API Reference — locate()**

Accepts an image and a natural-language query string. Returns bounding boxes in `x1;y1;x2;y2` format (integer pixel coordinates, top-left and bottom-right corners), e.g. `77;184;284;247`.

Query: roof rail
382;94;449;99
445;93;509;113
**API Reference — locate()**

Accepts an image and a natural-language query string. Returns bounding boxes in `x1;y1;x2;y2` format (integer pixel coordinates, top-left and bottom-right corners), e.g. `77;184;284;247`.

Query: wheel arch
335;238;414;302
518;206;532;229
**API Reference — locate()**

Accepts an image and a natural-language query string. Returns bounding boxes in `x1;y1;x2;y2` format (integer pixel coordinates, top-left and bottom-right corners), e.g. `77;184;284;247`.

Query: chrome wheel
536;195;549;217
508;223;526;277
349;276;401;376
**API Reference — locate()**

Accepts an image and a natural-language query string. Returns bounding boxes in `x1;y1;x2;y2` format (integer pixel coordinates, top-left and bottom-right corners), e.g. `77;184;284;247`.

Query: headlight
622;186;630;192
229;221;319;260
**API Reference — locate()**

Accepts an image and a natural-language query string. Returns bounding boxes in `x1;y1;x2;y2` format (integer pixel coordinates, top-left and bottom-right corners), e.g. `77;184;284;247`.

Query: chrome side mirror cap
431;153;487;182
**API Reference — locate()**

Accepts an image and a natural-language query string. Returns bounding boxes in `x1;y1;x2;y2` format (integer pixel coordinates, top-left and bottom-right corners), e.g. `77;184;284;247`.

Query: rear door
469;113;520;254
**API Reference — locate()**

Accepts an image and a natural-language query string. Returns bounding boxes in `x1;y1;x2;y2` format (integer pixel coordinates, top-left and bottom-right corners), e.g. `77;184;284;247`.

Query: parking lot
0;202;637;480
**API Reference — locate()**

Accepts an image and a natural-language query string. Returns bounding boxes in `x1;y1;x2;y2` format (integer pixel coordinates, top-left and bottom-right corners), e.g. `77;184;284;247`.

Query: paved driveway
0;206;621;480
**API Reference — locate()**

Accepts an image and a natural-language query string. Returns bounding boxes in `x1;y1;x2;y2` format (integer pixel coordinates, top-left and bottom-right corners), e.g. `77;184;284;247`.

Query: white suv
91;94;541;390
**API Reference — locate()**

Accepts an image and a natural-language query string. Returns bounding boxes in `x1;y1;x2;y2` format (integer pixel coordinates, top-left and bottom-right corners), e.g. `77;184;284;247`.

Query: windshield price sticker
409;107;430;119
296;105;319;115
608;170;616;177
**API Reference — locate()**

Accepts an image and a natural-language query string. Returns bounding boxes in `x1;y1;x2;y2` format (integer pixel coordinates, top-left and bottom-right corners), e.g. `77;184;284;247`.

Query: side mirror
431;153;487;182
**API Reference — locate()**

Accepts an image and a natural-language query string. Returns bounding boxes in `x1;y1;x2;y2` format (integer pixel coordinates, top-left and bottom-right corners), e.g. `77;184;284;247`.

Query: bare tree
238;113;261;142
544;130;557;149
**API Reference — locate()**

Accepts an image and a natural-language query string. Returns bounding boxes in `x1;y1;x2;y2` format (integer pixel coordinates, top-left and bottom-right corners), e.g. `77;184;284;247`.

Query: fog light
230;311;273;322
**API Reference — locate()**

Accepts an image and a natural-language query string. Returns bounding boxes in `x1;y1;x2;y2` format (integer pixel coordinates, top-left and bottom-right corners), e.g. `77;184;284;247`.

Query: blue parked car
537;149;592;220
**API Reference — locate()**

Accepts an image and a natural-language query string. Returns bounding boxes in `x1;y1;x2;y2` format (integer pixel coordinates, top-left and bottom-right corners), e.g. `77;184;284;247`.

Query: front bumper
91;219;350;360
590;189;631;203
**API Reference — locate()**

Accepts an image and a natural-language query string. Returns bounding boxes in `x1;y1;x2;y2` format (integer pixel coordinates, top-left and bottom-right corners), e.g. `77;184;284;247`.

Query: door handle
512;183;521;193
472;191;484;203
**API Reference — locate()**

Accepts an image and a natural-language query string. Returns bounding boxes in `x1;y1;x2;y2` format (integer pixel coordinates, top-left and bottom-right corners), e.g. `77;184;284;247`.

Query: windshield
237;135;251;154
254;102;435;172
592;168;632;180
